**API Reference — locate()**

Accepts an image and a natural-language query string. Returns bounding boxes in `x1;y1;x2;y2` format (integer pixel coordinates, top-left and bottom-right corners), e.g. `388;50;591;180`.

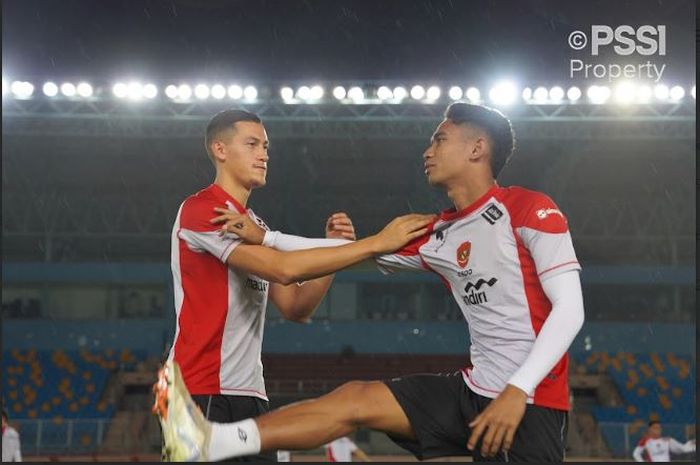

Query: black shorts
384;371;567;462
192;394;277;462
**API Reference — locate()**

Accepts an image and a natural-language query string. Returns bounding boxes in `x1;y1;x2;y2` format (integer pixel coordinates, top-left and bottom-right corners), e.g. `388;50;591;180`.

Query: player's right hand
211;207;266;245
373;213;436;254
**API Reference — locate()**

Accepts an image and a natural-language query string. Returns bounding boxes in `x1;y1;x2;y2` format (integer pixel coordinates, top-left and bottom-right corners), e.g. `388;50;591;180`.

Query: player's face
423;119;474;187
649;423;662;438
221;121;270;189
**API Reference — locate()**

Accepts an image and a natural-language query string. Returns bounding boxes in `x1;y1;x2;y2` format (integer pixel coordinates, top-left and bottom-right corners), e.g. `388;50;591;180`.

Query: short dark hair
444;102;515;178
204;109;262;161
648;420;661;427
2;407;8;421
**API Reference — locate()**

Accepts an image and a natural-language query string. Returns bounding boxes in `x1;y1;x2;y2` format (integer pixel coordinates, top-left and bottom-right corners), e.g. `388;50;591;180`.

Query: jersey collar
439;185;500;222
209;183;247;213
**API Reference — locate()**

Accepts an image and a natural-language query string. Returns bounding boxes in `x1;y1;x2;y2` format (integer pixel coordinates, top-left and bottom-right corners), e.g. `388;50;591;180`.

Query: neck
214;172;251;207
446;176;497;211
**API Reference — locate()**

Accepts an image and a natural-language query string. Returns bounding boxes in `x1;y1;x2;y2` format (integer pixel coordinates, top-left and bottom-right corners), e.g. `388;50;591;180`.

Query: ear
468;136;488;162
210;140;227;162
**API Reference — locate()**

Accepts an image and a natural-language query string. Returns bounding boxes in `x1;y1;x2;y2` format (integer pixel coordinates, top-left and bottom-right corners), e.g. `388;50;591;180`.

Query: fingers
486;424;508;457
502;427;516;454
467;414;486;452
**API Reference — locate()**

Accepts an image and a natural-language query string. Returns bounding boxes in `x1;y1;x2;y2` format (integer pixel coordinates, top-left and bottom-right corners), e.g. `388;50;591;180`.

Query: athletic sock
208;418;262;460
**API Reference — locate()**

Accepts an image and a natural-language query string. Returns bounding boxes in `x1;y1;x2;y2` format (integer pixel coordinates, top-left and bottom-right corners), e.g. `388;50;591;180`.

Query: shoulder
638;436;649;446
5;427;20;439
179;188;223;231
496;186;569;232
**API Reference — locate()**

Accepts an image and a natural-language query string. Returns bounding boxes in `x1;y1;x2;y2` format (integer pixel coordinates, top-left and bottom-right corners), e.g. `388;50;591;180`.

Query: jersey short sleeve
375;233;431;275
177;197;242;263
511;191;581;280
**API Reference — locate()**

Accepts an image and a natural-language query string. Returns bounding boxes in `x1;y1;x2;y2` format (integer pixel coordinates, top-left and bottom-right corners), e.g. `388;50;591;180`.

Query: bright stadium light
177;84;192;100
521;87;532;101
669;85;685;101
567;86;582;102
377;86;393;100
465;87;480;102
280;86;294;101
76;82;93;98
60;82;77;97
614;82;636;104
636;85;652;103
309;85;324;100
194;84;210;99
297;86;311;100
333;86;346;100
692;86;696;99
653;84;669;101
393;86;407;101
549;86;564;102
243;85;257;100
448;86;463;100
143;83;158;99
410;85;425;100
113;82;128;98
228;85;243;99
127;82;144;100
165;85;178;99
587;85;610;104
11;81;34;99
347;86;364;102
488;81;517;105
426;86;441;101
43;82;59;97
210;84;225;99
533;86;548;103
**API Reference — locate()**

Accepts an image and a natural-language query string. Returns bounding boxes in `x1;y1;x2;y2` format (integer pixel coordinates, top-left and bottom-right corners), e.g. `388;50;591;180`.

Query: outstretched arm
669;438;696;454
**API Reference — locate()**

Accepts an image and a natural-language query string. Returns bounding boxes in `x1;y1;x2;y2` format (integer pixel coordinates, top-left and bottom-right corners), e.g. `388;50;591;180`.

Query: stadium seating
573;351;695;457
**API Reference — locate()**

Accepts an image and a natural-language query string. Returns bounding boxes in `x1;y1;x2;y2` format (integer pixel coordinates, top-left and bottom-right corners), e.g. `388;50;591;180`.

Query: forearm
284;275;335;321
263;231;352;251
632;446;645;462
507;271;585;395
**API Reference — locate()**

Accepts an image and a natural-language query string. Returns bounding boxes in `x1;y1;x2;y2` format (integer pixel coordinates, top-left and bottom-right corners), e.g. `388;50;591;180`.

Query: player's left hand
467;384;527;457
211;207;266;245
325;212;356;240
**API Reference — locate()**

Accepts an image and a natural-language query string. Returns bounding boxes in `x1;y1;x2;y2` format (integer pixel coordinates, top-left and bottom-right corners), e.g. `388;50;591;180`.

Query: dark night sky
2;0;695;85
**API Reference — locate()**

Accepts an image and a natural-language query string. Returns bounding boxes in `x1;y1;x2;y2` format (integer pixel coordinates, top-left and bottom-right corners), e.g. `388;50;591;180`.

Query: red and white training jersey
377;185;580;410
635;437;696;462
168;183;270;399
325;437;358;462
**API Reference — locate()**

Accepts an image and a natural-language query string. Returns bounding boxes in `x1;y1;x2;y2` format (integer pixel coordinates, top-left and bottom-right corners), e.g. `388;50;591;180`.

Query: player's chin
251;176;267;188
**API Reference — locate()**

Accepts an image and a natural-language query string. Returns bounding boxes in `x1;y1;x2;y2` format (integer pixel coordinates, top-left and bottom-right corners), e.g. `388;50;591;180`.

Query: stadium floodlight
112;82;128;98
393;86;407;101
410;85;425;100
76;82;93;98
426;86;441;101
532;86;548;103
60;82;77;97
280;86;294;101
194;84;210;100
549;86;564;102
309;85;324;100
333;86;347;100
614;82;636;104
465;87;480;102
42;82;59;97
521;87;532;101
347;86;364;102
126;82;144;100
488;81;517;105
143;83;158;99
448;86;463;101
635;85;652;103
296;86;311;100
653;84;669;101
177;84;192;100
692;86;696;99
377;86;393;101
11;81;34;99
210;84;225;99
243;85;257;100
566;86;582;102
165;85;178;99
669;85;684;101
228;85;243;99
587;85;610;104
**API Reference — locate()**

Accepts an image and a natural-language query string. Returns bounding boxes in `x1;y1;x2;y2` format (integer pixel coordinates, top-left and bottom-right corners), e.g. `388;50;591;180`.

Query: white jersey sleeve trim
178;228;242;263
507;270;585;396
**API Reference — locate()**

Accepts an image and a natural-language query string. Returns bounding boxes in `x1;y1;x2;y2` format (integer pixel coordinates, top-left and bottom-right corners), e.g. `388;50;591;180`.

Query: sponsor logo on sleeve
481;204;503;225
536;208;564;219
